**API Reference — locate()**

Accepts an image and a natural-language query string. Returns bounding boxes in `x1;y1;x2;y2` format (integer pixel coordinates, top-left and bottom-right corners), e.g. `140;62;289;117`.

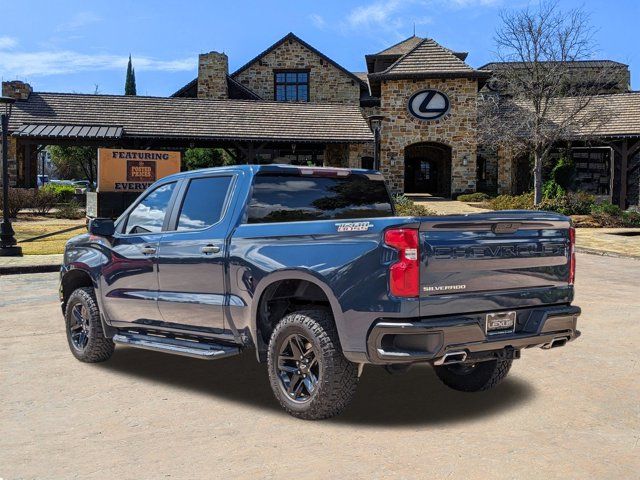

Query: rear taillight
569;227;576;285
384;228;419;298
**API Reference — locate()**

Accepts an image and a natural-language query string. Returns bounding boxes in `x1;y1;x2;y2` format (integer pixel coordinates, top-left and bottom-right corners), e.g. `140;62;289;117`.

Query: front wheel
267;309;358;420
433;358;512;392
64;287;114;363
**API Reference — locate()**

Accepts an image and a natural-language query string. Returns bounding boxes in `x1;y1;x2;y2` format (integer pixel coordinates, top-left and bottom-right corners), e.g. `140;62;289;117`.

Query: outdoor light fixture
462;155;469;167
0;95;22;256
368;115;385;171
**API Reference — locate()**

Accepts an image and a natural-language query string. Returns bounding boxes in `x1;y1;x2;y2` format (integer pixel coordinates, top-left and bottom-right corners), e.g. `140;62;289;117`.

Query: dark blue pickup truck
60;165;580;419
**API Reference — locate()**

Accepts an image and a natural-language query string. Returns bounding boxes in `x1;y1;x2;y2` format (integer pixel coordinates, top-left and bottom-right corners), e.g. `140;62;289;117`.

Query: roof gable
231;32;366;87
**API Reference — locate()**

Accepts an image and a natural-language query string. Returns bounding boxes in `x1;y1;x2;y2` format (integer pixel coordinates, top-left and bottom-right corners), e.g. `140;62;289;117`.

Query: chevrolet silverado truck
60;165;580;419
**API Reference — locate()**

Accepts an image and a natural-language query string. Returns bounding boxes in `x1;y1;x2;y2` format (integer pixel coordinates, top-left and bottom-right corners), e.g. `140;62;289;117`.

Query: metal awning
13;124;124;139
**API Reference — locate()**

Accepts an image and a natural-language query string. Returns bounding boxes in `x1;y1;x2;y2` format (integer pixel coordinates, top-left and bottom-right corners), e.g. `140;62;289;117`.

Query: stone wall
348;142;374;168
233;38;361;104
378;77;478;195
197;52;228;100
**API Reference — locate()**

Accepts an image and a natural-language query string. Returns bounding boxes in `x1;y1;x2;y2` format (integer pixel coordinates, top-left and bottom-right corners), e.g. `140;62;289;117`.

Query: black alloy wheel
69;302;91;352
276;333;320;403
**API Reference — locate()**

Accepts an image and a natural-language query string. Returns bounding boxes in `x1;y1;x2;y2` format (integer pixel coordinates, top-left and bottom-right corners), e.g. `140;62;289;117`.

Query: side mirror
88;218;115;237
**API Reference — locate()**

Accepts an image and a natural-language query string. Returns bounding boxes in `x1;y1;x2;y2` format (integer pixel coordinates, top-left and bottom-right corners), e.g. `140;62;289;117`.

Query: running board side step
112;333;240;360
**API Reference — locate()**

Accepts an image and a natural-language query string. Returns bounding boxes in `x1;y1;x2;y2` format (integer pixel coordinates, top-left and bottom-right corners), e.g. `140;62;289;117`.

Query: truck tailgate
419;211;572;313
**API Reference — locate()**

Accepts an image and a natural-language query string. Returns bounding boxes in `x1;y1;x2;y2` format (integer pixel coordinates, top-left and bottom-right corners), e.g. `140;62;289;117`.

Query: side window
125;182;176;234
177;176;232;231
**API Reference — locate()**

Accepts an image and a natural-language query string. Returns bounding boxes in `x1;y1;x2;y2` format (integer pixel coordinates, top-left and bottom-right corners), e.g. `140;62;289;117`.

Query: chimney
197;52;228;100
2;80;32;100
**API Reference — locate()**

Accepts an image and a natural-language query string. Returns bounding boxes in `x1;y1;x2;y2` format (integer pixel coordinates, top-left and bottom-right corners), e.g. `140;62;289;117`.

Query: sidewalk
0;254;63;275
575;228;640;259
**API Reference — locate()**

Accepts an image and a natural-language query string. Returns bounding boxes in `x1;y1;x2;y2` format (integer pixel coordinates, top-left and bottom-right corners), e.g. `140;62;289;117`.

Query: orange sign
98;148;181;192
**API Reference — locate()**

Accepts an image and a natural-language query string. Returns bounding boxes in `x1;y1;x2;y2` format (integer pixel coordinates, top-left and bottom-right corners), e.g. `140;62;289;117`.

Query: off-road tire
434;358;512;392
65;287;114;363
267;309;358;420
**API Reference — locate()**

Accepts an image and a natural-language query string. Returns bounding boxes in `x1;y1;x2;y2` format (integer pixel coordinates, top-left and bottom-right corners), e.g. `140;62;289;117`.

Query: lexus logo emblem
408;89;450;120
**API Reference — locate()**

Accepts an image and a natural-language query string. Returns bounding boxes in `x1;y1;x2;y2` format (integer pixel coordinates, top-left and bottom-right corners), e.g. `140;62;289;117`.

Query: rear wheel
267;309;358;420
65;287;114;363
433;358;512;392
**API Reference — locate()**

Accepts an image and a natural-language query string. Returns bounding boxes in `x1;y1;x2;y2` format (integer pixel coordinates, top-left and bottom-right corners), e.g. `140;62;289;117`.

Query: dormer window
275;70;309;102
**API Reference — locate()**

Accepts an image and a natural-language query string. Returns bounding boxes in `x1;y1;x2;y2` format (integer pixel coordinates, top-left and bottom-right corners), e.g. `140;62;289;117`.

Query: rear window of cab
246;172;394;223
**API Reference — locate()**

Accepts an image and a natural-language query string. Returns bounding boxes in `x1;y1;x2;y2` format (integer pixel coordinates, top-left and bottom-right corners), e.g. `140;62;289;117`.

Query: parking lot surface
1;253;638;479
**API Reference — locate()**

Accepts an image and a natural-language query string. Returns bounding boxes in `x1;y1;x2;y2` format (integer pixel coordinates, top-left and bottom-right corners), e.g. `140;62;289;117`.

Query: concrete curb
575;247;640;260
0;263;61;276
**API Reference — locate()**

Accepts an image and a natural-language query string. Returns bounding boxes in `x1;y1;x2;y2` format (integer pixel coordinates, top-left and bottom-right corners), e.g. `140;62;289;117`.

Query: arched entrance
404;142;452;197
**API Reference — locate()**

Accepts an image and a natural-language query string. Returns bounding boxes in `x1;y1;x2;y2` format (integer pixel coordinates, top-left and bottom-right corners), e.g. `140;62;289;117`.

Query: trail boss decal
408;89;450;120
335;221;374;232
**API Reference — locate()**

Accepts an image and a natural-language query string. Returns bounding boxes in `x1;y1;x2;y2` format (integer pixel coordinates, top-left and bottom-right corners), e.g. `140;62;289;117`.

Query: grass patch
13;215;86;255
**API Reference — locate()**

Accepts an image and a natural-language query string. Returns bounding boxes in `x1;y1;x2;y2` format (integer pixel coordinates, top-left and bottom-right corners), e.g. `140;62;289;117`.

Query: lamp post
0;95;21;256
368;115;385;171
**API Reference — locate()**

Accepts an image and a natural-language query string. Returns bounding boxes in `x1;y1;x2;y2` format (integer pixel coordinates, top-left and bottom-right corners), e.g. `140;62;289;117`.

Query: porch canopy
497;91;640;207
7;91;374;188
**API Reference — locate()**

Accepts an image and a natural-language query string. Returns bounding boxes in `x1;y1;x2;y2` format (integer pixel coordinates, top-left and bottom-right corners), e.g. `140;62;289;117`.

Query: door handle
201;245;221;255
141;245;157;255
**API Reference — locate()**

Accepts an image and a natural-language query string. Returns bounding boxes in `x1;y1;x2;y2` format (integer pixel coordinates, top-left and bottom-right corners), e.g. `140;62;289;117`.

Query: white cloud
346;0;403;29
0;50;195;77
55;11;101;32
0;36;17;49
309;13;326;29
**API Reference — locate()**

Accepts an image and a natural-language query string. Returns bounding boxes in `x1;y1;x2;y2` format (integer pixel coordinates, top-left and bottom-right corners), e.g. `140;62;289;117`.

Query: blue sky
1;0;638;96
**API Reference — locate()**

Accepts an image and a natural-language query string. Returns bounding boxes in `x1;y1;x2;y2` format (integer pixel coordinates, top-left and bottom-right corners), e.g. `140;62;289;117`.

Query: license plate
486;311;516;334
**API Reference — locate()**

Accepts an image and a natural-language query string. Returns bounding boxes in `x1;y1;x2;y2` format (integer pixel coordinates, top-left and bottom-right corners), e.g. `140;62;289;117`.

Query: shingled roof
8;92;373;143
370;38;489;79
372;36;424;56
499;92;640;138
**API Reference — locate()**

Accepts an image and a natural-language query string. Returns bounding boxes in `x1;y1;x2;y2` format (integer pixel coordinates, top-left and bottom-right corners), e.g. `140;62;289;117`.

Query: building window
275;71;309;102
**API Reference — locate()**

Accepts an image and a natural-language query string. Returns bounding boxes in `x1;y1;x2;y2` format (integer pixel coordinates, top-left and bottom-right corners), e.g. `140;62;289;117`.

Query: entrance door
404;142;452;197
405;159;438;193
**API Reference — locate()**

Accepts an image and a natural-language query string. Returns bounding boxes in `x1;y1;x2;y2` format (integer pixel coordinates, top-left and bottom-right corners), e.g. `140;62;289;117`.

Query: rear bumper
366;305;580;365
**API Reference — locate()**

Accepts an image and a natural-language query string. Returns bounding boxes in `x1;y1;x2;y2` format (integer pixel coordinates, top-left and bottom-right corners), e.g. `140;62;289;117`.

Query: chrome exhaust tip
540;336;570;350
433;350;467;366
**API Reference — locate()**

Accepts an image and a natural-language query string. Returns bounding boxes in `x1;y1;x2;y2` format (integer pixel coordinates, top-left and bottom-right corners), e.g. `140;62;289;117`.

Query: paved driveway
1;253;638;479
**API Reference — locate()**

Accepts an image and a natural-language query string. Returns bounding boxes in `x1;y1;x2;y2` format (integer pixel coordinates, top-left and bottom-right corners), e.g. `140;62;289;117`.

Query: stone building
3;32;639;206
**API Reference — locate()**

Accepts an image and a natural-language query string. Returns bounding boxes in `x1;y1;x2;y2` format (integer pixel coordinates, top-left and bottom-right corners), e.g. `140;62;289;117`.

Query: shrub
542;180;566;199
487;192;534;210
393;195;436;216
588;202;640;227
42;183;76;203
537;192;595;216
54;200;84;219
32;188;58;215
591;202;622;216
0;188;34;218
457;192;490;202
622;210;640;227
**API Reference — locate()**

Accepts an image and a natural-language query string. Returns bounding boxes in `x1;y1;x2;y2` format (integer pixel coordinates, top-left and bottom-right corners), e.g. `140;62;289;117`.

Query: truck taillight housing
384;228;419;298
569;227;576;285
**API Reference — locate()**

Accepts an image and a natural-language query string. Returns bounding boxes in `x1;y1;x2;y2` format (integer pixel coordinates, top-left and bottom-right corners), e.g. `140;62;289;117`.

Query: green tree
49;146;97;184
125;54;137;96
182;148;234;170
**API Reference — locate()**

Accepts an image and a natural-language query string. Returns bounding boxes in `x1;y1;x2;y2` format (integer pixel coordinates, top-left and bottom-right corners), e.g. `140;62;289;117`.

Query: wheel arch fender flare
249;269;346;356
